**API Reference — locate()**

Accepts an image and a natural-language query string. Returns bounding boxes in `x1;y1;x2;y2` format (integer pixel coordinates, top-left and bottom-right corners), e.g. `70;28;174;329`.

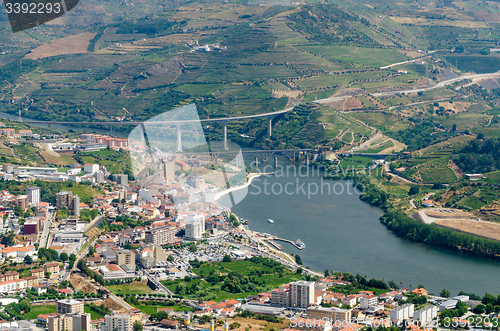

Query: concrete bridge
22;108;293;151
182;148;317;163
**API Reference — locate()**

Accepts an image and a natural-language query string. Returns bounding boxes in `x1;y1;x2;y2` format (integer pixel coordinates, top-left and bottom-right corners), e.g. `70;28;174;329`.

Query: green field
300;46;409;68
107;282;153;295
162;258;307;302
19;305;56;321
339;155;375;169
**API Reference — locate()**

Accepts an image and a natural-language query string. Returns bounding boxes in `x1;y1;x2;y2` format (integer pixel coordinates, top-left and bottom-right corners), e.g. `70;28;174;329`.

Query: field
339;155;375;169
162;258;305;302
446;55;500;74
17;304;56;320
107;281;153;295
24;33;96;60
435;219;500;241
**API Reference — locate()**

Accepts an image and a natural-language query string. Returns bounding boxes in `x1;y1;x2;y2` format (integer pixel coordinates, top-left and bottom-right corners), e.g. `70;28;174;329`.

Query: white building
290;281;315;308
413;305;437;325
360;294;378;309
390;303;414;321
102;313;135;331
0;279;27;293
139;188;150;201
439;300;458;311
83;164;99;175
25;186;40;206
185;214;205;240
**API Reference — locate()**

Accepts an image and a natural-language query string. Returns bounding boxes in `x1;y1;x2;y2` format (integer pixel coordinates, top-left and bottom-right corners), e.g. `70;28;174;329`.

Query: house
160;319;179;328
342;295;357;307
412;288;428;296
38;313;57;324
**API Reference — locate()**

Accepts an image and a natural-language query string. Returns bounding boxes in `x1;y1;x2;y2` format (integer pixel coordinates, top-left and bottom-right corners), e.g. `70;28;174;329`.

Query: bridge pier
254;157;259;168
305;154;309;167
274;156;278;168
110;125;113;136
268;117;272;136
223;122;228;150
176;124;182;152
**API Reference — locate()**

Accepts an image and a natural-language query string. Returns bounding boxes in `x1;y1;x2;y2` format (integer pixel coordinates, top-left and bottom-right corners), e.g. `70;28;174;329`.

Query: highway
314;71;500;104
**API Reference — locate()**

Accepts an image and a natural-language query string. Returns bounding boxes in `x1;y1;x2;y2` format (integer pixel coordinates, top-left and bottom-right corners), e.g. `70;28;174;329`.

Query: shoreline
214;172;273;201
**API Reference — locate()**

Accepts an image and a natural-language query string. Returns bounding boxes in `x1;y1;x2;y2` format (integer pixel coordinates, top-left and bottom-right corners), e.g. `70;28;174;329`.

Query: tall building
113;174;128;186
117;250;135;268
25;186;40;206
360;294;378;308
102;312;141;331
56;192;80;216
15;195;29;211
57;299;84;315
185;214;205;240
48;313;91;331
164;161;175;182
390;303;415;321
290;281;315;308
73;195;80;217
145;225;176;245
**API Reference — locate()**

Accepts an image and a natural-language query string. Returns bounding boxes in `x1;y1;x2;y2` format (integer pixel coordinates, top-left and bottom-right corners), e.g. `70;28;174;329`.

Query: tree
485;303;494;314
45;272;51;279
222;255;232;263
69;254;77;262
60;253;69;262
133;321;143;331
324;269;329;277
0;233;14;246
167;255;174;262
294;254;302;265
409;186;420;195
440;289;451;298
14;206;23;217
473;304;485;314
24;255;33;264
189;243;197;253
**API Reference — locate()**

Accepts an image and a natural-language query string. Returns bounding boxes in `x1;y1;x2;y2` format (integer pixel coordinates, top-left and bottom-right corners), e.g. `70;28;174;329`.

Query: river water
224;159;500;297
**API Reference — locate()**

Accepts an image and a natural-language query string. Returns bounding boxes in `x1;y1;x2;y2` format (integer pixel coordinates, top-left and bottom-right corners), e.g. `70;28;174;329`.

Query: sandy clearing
24;32;96;60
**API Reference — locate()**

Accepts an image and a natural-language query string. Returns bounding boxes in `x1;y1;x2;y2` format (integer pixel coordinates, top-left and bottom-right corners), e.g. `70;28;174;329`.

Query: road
350;132;381;152
371;72;500;97
379;56;429;69
143;270;173;295
38;211;54;248
314;71;500;104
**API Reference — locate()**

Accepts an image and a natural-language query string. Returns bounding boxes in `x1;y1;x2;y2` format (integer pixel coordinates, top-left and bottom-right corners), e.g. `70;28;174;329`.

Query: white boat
268;219;274;223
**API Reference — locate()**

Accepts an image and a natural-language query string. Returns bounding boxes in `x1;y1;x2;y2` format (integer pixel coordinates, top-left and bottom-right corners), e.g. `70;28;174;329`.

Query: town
0;123;494;331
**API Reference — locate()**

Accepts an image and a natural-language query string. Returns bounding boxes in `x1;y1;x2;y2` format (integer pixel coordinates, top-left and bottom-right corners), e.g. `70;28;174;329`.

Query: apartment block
307;306;352;323
390;303;415;321
290;281;315;309
48;313;91;331
117;250;135;268
413;305;437;325
57;299;84;315
145;225;176;245
271;286;290;307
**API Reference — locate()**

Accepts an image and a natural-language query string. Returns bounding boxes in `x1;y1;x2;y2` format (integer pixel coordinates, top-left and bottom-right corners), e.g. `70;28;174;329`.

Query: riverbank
214;172;273;201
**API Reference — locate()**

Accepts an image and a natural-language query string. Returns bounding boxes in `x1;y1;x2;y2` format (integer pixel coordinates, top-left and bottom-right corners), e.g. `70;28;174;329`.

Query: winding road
314;71;500;104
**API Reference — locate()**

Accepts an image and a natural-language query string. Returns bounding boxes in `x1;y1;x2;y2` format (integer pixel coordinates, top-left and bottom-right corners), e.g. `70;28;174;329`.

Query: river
222;158;500;297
